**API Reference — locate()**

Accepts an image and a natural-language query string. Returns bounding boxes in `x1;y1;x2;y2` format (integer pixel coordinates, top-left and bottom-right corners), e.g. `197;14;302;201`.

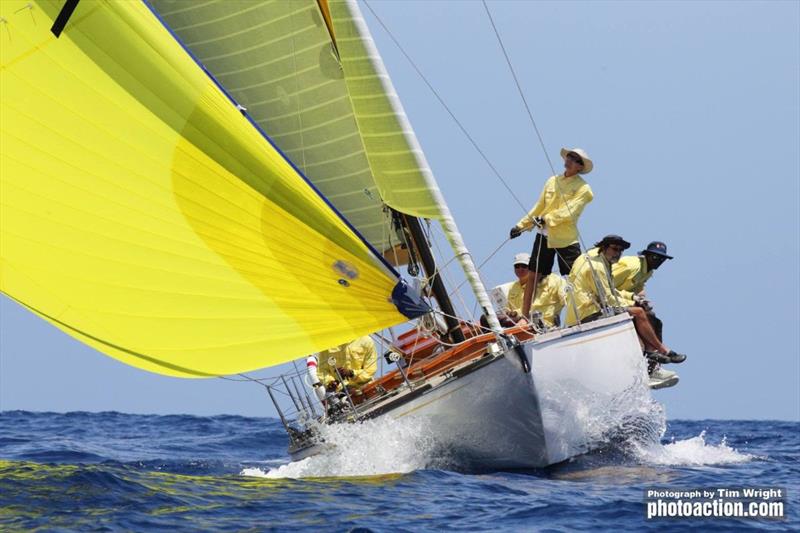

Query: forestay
0;0;424;378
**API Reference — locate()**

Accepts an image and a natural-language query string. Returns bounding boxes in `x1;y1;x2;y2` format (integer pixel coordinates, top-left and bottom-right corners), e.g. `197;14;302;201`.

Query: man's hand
337;367;355;379
634;295;652;311
532;216;545;228
326;380;340;392
509;227;522;239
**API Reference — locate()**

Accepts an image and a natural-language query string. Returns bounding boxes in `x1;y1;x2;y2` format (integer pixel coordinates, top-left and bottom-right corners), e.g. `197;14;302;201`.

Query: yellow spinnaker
0;0;409;378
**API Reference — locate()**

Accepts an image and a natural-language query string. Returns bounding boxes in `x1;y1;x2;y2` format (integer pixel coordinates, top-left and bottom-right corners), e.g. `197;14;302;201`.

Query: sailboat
0;0;665;469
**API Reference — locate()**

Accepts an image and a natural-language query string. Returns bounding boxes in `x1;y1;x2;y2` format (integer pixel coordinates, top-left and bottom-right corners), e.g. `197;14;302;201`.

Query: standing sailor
509;148;594;319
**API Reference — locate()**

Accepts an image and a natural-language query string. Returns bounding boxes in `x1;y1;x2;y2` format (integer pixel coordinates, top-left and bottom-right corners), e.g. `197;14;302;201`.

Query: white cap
513;253;530;266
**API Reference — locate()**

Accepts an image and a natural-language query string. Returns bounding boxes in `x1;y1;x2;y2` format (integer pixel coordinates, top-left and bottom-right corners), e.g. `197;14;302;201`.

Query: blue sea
0;411;796;531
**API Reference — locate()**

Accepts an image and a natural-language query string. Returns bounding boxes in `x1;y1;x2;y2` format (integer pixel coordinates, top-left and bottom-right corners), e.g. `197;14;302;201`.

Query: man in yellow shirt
504;254;565;328
509;148;594;320
612;241;673;341
317;336;377;393
613;241;672;293
566;235;685;364
505;253;530;323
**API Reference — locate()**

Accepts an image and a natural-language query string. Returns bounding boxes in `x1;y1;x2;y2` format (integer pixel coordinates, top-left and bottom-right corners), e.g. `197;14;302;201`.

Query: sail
148;0;446;257
326;0;448;220
0;0;425;378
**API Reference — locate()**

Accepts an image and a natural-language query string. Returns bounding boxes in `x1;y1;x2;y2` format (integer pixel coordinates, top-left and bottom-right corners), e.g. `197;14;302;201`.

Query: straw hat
560;148;593;174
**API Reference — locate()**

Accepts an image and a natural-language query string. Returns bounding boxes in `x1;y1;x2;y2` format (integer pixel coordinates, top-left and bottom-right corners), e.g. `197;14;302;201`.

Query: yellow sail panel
149;0;399;255
0;0;408;378
328;0;446;220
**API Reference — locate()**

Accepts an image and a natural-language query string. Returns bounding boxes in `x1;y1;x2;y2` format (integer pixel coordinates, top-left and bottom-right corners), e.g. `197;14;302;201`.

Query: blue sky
1;0;798;420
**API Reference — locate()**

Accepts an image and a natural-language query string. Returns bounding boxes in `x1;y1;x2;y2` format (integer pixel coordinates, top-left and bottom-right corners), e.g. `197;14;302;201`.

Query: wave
242;416;440;479
632;430;755;466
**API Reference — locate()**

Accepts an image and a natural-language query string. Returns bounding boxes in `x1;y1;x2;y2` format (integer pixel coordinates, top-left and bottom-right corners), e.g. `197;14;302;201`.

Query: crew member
509;148;594;319
504;254;566;328
317;336;377;393
505;253;531;322
566;235;685;364
531;274;567;328
612;241;674;341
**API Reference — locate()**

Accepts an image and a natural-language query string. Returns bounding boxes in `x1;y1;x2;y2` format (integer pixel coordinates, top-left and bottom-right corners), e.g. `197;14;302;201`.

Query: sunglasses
514;264;529;269
566;153;584;165
608;245;625;252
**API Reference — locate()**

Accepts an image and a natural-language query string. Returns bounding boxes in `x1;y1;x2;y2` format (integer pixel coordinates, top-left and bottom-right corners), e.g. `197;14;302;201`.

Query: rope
481;1;610;311
449;237;512;296
426;221;481;334
481;1;557;178
361;0;528;215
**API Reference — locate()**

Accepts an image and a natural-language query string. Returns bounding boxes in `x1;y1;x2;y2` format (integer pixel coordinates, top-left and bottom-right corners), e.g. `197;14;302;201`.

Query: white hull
292;314;650;469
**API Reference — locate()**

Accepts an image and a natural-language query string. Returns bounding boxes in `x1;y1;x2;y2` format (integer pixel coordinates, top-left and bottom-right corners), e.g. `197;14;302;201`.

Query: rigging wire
361;0;528;215
481;0;557;178
481;1;610;310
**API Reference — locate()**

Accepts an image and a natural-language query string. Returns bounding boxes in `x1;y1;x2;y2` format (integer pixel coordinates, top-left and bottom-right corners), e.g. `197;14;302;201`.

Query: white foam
241;416;438;479
633;430;754;466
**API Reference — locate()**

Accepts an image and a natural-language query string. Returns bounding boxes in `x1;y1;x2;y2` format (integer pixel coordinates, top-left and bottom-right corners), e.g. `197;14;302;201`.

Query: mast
336;0;505;335
399;213;465;343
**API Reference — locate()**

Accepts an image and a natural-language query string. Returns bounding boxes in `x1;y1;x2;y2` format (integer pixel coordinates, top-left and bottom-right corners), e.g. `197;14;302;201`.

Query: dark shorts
528;233;582;275
647;311;663;342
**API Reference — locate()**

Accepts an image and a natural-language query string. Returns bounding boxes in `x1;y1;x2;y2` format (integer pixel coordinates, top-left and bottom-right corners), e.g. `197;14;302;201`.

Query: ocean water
0;411;796;531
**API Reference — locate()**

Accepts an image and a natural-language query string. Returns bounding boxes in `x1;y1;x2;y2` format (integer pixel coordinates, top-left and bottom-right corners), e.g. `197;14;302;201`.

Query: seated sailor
504;254;566;328
612;240;674;341
487;253;567;330
317;335;377;393
484;253;531;328
504;253;532;324
566;235;685;364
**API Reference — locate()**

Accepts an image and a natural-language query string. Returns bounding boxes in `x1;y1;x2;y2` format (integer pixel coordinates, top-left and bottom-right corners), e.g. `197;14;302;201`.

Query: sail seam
140;0;401;278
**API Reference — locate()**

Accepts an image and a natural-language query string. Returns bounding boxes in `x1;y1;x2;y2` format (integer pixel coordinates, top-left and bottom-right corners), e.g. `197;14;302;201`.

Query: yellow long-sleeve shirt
531;274;566;327
566;254;634;325
506;275;566;327
506;280;525;316
515;174;593;249
317;336;377;389
611;256;653;294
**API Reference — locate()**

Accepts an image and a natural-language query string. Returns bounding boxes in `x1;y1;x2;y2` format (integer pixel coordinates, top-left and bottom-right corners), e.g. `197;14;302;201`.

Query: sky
1;0;798;421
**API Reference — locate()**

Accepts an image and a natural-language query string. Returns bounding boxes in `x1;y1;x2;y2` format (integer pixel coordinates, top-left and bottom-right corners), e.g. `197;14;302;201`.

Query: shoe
649;366;676;380
649;366;679;390
667;350;686;364
644;351;671;364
